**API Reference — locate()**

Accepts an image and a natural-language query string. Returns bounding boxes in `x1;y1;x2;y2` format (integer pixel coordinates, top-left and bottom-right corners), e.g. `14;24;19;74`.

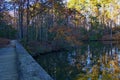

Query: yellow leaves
67;0;120;19
92;6;98;16
35;3;41;8
29;2;41;12
90;0;98;6
67;0;76;8
29;7;33;11
115;5;120;9
105;11;110;19
67;0;87;11
109;60;120;73
100;0;111;4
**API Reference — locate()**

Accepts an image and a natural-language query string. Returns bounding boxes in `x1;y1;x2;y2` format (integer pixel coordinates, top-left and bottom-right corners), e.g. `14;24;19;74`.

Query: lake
35;42;120;80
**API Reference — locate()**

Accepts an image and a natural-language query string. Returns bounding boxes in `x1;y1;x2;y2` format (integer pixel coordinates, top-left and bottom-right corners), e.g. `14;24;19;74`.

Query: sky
5;0;11;2
7;0;70;17
5;0;69;2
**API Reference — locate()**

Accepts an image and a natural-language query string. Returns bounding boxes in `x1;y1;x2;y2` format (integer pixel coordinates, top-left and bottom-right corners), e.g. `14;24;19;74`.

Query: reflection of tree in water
76;43;120;80
35;42;120;80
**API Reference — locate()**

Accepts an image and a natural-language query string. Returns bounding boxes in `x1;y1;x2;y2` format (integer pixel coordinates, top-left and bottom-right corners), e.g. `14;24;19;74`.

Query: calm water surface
35;42;120;80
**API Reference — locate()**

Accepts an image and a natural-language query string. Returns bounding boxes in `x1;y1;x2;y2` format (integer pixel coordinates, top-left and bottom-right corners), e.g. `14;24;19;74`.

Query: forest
0;0;120;80
0;0;120;53
0;0;120;52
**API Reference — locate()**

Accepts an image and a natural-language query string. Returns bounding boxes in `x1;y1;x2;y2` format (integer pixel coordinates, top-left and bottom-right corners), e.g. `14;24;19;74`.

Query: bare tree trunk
18;0;24;39
26;0;29;41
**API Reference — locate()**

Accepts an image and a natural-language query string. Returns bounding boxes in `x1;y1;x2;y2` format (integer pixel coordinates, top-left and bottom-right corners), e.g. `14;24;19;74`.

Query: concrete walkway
0;46;18;80
0;40;53;80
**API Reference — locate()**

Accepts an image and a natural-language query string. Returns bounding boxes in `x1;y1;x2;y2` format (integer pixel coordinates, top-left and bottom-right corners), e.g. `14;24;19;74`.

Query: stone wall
14;40;53;80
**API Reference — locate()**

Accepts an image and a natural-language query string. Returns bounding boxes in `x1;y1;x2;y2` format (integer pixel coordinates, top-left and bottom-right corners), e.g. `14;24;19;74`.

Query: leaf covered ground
0;38;10;48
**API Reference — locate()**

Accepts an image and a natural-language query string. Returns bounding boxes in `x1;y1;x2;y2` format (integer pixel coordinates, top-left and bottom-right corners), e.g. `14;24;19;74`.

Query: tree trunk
26;0;29;41
18;0;24;39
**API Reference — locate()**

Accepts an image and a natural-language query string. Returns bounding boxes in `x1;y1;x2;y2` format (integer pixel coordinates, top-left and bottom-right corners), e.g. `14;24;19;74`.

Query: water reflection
35;42;120;80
